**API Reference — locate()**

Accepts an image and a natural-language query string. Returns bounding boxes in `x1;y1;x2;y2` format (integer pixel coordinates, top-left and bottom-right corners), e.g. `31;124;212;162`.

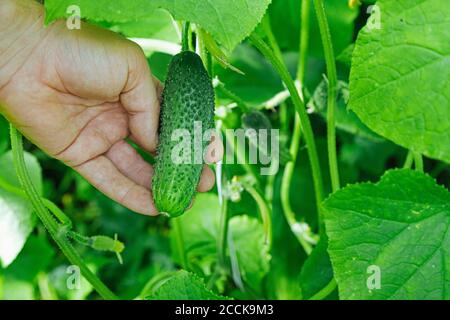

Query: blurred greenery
1;0;448;301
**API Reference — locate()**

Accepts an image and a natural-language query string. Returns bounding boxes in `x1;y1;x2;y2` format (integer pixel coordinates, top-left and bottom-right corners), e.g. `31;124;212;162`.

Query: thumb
120;43;161;152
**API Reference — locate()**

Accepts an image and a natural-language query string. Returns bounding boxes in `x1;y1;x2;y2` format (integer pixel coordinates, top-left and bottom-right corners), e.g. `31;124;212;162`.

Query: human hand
0;2;222;215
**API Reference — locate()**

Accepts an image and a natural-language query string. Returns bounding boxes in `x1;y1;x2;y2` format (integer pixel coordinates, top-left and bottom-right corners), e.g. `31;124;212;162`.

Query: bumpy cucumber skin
152;51;215;217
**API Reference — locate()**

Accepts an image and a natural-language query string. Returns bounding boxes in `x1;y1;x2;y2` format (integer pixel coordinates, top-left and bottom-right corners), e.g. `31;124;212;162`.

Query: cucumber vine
313;0;340;193
9;125;118;300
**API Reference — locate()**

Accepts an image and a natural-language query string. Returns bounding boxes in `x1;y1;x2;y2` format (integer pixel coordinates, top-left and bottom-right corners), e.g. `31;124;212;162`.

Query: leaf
336;44;355;67
148;270;228;300
148;53;173;82
44;0;158;24
323;169;450;300
3;235;54;282
0;191;36;268
45;0;271;52
349;0;450;163
215;44;284;109
308;79;382;141
229;216;271;294
299;236;335;299
0;151;43;194
0;236;53;300
199;29;244;75
170;193;271;296
0;151;42;267
153;0;272;52
0;278;34;300
109;9;179;42
170;194;219;274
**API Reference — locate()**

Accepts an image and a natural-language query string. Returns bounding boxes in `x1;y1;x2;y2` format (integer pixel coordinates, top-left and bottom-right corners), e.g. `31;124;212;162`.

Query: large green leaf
323;169;450;299
0;151;42;267
349;0;450;163
152;0;271;52
45;0;271;52
148;270;228;300
45;0;158;23
109;9;179;42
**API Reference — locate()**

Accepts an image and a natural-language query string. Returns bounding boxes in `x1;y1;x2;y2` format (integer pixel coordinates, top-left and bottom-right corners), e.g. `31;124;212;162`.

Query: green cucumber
152;51;215;217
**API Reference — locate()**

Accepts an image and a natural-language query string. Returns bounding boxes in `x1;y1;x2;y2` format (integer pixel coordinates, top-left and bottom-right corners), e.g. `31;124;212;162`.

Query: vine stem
249;34;325;227
9;125;118;300
181;22;190;52
313;0;340;192
217;192;229;266
297;0;311;82
413;152;424;172
172;217;188;269
280;0;315;254
244;182;272;248
403;150;414;169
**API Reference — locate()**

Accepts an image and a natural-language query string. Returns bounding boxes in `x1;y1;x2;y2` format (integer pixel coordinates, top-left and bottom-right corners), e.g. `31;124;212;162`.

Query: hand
0;4;222;215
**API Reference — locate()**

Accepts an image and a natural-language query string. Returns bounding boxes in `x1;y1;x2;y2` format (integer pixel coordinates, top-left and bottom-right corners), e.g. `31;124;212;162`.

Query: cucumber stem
172;217;188;269
414;152;424;172
181;22;191;52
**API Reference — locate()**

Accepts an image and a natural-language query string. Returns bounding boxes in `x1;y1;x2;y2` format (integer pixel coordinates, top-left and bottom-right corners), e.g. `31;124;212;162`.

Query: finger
187;197;195;210
197;165;215;192
74;155;158;216
105;140;153;188
152;75;164;103
128;134;157;157
55;107;128;167
121;44;160;153
205;130;224;164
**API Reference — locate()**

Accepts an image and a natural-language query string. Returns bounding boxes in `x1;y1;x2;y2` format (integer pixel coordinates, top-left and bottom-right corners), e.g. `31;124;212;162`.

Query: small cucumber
152;51;215;217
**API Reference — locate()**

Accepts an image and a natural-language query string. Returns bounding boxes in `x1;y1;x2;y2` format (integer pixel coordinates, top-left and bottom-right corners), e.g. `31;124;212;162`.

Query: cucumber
152;51;215;217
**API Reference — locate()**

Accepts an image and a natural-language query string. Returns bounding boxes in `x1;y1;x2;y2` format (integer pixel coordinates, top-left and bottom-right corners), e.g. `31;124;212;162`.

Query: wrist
0;0;46;95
